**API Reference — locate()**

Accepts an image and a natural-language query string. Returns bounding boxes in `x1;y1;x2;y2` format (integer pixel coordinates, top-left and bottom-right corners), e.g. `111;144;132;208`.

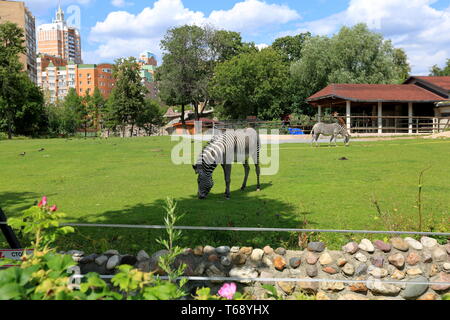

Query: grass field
0;136;449;253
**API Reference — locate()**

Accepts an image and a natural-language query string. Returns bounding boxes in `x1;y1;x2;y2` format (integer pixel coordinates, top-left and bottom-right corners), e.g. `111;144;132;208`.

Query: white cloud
287;0;450;75
256;43;269;51
87;0;301;62
111;0;134;8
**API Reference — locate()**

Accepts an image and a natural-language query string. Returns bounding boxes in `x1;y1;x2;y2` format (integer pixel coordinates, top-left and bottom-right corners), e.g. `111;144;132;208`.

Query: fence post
0;207;21;249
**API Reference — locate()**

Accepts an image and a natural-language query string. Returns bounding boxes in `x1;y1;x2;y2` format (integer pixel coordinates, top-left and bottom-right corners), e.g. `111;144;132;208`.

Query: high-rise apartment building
40;61;115;103
37;5;82;64
138;51;158;99
0;0;37;83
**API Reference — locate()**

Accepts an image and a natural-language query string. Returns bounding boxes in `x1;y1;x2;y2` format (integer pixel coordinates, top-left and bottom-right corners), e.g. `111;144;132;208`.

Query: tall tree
157;25;256;124
108;57;147;136
430;59;450;76
0;22;45;139
62;87;84;135
211;47;289;120
290;23;411;114
136;98;165;135
272;32;311;63
89;87;106;131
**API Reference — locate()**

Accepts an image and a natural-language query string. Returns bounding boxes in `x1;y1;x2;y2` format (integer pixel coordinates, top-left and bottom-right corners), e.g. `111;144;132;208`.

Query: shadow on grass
0;191;42;214
58;183;319;254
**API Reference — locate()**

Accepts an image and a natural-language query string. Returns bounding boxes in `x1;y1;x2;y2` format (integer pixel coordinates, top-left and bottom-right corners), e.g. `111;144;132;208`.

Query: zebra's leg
255;163;261;191
241;160;250;190
222;163;232;199
329;135;334;147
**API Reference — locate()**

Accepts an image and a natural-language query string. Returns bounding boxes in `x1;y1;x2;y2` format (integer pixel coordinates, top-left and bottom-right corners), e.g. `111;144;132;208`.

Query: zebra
311;123;351;147
192;128;261;199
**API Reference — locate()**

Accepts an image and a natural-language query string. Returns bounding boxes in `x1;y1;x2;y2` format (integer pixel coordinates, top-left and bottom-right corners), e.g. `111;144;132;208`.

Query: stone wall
69;236;450;300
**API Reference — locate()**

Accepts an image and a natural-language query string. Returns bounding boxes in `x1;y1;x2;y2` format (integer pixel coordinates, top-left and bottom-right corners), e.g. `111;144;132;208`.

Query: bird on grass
19;152;26;156
38;148;45;152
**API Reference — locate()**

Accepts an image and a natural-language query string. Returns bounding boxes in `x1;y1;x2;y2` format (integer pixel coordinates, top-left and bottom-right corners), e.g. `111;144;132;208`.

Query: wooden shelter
306;76;450;133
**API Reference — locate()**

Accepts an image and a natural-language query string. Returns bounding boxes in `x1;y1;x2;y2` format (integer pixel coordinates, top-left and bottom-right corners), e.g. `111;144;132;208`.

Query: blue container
288;128;304;135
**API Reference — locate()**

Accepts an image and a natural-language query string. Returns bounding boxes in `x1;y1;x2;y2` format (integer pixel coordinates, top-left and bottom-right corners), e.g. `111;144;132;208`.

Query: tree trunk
181;104;186;129
130;124;134;137
194;102;199;121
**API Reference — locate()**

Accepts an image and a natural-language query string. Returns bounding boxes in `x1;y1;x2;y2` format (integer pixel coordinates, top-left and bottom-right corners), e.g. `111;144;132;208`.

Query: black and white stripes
193;128;261;199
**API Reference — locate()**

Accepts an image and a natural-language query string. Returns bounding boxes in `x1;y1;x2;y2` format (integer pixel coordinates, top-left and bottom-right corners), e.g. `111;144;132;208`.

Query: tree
136;99;165;135
107;57;147;136
89;87;106;131
61;88;84;135
211;47;289;120
430;59;450;76
272;33;311;63
157;25;256;124
290;23;411;114
0;22;46;139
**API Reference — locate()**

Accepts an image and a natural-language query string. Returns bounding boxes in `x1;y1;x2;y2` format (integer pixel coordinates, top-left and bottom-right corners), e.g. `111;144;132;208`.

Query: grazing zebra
311;123;351;147
193;128;261;199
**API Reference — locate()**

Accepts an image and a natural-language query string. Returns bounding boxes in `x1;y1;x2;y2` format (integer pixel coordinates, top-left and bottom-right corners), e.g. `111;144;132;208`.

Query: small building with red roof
306;76;450;133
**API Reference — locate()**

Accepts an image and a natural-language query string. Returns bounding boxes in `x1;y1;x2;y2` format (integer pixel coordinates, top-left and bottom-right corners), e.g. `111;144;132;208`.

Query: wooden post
346;101;351;132
408;102;413;134
378;102;383;134
318;105;322;122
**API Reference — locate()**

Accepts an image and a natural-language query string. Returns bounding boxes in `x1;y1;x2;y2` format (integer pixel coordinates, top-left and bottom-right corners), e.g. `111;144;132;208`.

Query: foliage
136;99;165;135
272;33;311;63
290;23;411;115
106;57;148;135
0;22;46;139
211;47;289;120
7;196;74;250
157;25;256;121
430;59;450;76
261;284;315;300
193;285;248;300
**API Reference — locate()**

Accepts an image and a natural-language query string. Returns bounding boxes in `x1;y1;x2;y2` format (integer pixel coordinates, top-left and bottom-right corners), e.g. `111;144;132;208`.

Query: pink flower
218;283;236;300
38;196;47;208
49;205;57;212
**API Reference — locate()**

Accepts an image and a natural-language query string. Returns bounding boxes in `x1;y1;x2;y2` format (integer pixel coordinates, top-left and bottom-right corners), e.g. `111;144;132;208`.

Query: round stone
422;252;433;263
443;262;450;271
262;256;273;267
289;257;301;269
203;245;216;255
273;256;287;271
229;266;258;284
250;248;264;262
404;237;423;250
239;247;253;255
369;267;388;278
355;264;368;276
358;239;375;253
319;252;333;265
390;237;409;251
305;251;319;264
391;269;406;280
388;253;405;268
206;265;226;283
231;253;247;265
208;254;219;262
193;246;204;256
230;246;240;253
221;256;231;266
417;293;437;300
420;236;438;249
306;265;318;277
322;266;338;274
137;250;150;262
406;252;421;266
95;255;108;266
370;256;385;268
337;258;347;267
406;268;423;276
373;240;391;252
349;279;368;293
429;264;439;277
298;278;319;293
367;277;401;295
342;263;355;276
106;255;120;270
215;246;230;254
430;272;450;291
274;247;286;255
342;242;359;254
432;247;447;262
307;242;325;252
355;252;368;262
263;246;274;255
277;281;295;295
103;250;119;256
401;276;429;299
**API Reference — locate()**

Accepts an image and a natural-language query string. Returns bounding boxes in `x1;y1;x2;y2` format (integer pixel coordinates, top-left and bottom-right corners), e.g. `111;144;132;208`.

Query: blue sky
24;0;450;74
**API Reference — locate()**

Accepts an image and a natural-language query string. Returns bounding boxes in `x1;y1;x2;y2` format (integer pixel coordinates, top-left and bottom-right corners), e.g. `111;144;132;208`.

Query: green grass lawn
0;136;449;253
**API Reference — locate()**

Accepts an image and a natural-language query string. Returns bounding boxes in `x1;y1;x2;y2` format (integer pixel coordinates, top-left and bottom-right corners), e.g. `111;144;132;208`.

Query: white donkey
311;123;351;147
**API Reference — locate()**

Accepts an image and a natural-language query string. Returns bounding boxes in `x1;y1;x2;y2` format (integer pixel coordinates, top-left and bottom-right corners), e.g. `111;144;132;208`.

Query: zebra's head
193;164;214;199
